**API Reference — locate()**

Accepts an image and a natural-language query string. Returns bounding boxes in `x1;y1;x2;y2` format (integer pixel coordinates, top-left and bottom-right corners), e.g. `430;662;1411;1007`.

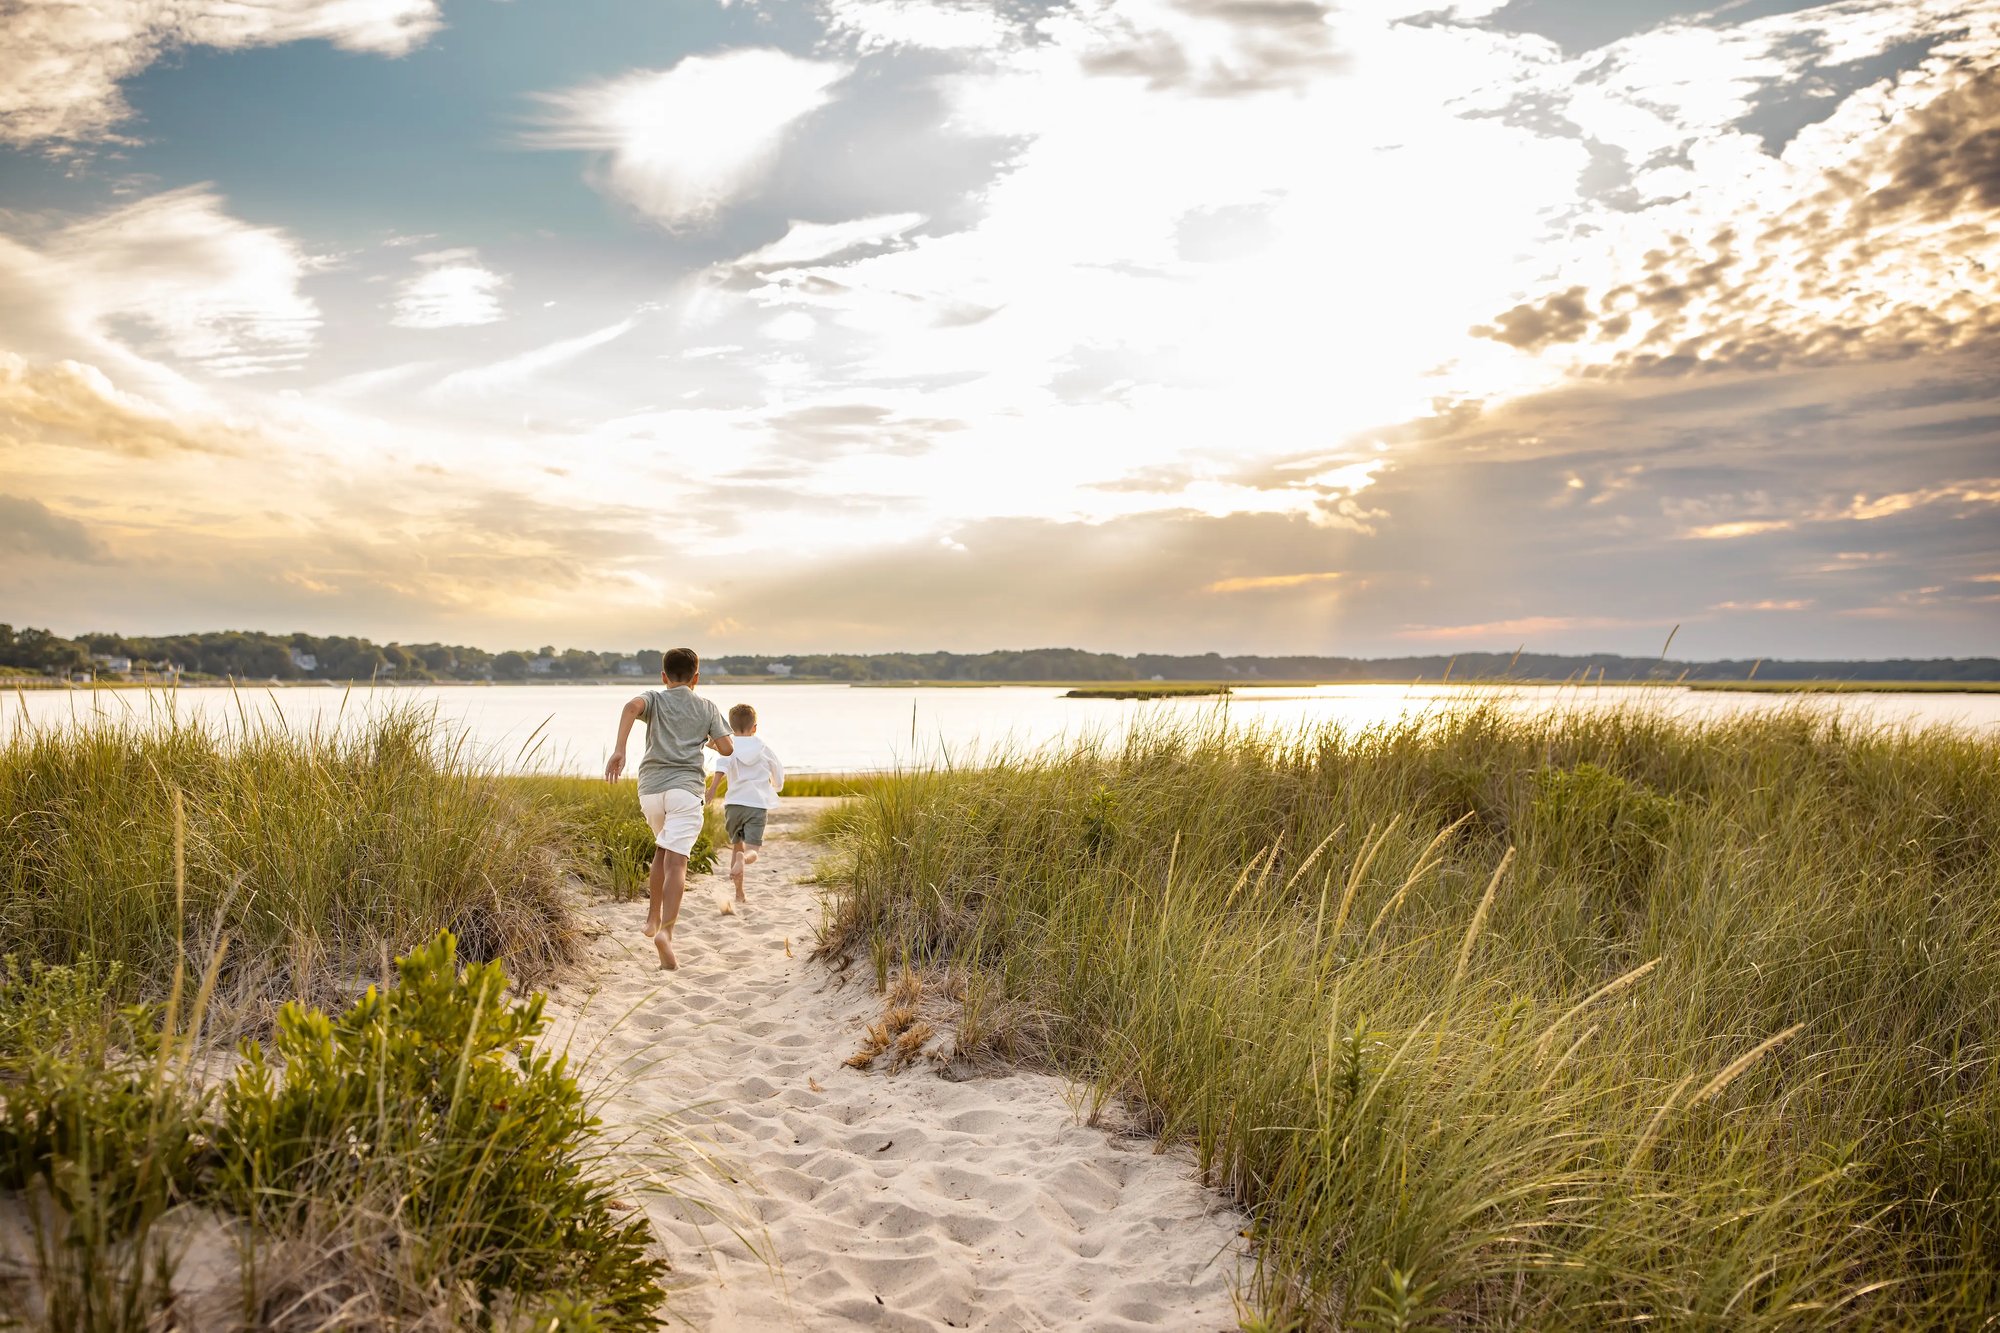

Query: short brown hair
662;647;699;683
728;703;757;732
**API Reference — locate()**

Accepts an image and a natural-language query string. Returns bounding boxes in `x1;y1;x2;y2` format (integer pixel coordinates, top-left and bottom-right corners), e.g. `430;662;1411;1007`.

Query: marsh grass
1062;684;1232;700
816;703;2000;1329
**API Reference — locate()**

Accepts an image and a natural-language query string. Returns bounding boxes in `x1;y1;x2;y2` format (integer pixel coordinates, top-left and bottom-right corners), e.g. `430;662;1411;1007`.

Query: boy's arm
604;695;646;782
768;749;785;793
704;701;734;756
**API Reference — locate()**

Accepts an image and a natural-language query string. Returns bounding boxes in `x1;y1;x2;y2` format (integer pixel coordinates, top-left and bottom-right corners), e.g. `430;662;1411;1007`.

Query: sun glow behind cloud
0;0;1996;654
527;50;849;229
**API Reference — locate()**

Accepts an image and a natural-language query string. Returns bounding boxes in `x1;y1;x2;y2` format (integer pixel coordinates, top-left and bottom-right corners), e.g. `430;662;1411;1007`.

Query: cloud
0;187;318;378
528;50;849;229
1395;616;1655;643
1822;479;2000;522
0;494;109;562
392;250;508;329
731;214;926;270
823;0;1016;53
1474;30;2000;377
1678;477;2000;538
1067;0;1348;97
757;402;965;457
1685;519;1795;540
0;352;246;455
1206;571;1342;594
0;0;442;149
1712;599;1813;612
430;318;639;396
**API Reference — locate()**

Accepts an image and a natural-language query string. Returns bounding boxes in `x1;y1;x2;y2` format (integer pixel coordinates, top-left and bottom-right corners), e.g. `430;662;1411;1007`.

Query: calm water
5;682;1996;775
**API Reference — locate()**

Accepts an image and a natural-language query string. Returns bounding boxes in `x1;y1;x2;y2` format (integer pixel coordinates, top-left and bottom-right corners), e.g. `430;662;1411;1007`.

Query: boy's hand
604;751;626;782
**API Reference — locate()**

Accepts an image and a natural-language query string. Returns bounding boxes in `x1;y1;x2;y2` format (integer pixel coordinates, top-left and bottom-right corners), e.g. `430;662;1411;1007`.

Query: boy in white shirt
704;703;784;905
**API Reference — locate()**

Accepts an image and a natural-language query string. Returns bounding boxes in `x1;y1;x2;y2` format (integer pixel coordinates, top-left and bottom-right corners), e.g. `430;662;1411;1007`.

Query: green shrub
0;955;209;1329
0;957;210;1228
217;932;664;1329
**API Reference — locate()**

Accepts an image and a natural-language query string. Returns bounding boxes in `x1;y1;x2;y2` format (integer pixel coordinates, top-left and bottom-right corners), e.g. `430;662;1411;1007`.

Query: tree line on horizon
3;623;1995;684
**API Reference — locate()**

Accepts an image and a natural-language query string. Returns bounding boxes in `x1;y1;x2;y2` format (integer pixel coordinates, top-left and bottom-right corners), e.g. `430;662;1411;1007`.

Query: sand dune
544;798;1248;1331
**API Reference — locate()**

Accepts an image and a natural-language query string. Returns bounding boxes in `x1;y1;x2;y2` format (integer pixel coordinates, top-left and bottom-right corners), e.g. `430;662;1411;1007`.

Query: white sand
544;798;1249;1331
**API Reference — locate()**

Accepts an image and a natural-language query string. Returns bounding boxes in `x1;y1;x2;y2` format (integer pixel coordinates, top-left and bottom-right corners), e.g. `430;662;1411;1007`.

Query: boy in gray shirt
605;647;732;969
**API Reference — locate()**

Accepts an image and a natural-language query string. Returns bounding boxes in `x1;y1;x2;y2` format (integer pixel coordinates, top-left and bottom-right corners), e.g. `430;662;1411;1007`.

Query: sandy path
543;798;1248;1332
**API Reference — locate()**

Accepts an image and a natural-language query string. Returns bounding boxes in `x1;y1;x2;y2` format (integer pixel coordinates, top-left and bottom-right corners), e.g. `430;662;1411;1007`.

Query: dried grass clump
844;971;941;1072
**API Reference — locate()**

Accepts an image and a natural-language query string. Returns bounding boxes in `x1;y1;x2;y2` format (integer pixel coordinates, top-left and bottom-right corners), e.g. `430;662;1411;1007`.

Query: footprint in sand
544;798;1247;1331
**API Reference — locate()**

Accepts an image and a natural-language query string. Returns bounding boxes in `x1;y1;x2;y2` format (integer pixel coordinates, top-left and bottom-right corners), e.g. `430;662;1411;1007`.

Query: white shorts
638;789;704;857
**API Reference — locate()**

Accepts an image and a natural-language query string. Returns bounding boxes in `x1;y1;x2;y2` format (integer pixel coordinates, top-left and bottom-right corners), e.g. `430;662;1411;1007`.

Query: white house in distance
615;659;646;676
290;649;318;672
528;656;555;675
767;663;793;677
91;653;133;674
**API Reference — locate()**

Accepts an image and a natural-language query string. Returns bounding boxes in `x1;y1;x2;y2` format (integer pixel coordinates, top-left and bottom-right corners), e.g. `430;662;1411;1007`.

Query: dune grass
778;772;901;798
815;704;2000;1330
0;706;681;1328
0;703;584;1024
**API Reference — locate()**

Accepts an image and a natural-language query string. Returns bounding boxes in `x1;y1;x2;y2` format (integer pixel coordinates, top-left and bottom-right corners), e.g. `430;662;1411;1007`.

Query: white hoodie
718;734;785;809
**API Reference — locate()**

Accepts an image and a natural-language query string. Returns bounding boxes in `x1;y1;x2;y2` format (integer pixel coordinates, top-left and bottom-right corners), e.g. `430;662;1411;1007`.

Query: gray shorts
723;804;768;846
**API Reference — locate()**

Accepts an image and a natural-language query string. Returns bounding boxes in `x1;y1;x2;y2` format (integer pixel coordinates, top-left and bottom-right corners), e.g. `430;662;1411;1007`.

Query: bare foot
642;915;660;937
717;896;736;916
653;930;678;970
734;888;748;905
744;849;759;865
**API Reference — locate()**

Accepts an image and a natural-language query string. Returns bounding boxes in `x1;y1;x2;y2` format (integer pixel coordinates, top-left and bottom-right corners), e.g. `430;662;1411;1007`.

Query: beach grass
815;703;2000;1329
780;772;902;798
0;705;682;1326
0;703;583;1026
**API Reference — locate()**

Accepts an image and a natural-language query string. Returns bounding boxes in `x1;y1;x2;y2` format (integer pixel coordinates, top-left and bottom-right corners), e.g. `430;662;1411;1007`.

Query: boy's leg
654;849;689;970
730;839;747;901
644;847;669;936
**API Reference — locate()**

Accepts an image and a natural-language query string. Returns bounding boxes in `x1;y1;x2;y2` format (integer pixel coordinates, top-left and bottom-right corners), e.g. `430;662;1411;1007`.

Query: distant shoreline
13;676;2000;695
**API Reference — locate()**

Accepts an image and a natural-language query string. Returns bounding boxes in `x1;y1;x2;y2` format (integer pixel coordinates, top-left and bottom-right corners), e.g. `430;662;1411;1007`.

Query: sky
0;0;1995;659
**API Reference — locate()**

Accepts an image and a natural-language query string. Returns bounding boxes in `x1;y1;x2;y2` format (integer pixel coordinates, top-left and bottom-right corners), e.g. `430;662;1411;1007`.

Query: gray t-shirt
636;688;729;797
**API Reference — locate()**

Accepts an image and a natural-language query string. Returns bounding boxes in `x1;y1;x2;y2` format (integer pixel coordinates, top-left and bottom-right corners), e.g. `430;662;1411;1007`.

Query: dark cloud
1078;0;1347;96
1473;65;2000;376
1478;285;1592;350
0;356;244;455
694;345;2000;657
1864;66;2000;220
0;494;109;561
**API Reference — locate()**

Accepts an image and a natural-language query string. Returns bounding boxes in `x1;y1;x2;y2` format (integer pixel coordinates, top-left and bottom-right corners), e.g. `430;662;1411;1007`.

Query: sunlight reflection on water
5;681;1994;775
